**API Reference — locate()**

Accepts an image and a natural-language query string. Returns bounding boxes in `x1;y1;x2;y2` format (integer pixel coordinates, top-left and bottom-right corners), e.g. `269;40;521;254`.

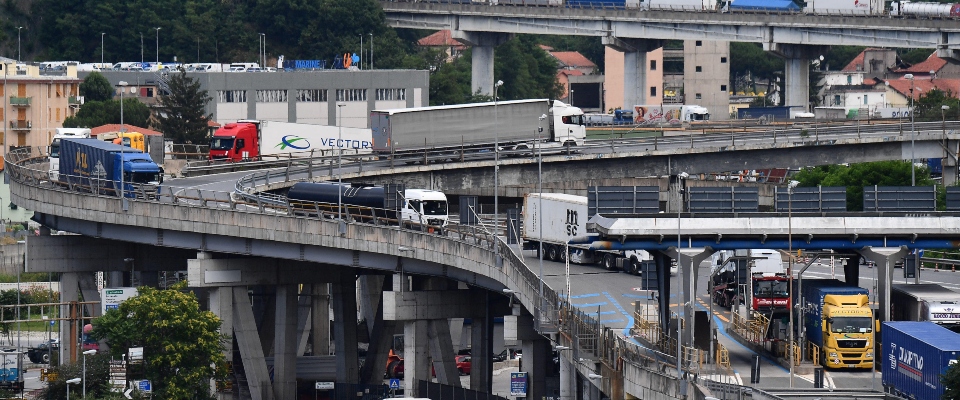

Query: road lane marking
570;293;600;299
573;302;607;307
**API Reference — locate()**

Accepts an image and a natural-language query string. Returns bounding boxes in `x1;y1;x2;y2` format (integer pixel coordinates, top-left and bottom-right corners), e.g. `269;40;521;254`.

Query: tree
153;69;212;144
90;282;226;400
943;358;960;400
35;353;122;400
792;161;935;211
914;88;960;122
78;72;113;102
62;98;150;129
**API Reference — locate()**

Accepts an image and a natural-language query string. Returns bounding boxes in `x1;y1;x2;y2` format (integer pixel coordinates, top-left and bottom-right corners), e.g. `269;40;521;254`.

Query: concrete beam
311;284;331;356
26;235;195;272
471;291;493;392
232;287;274;400
428;320;462;387
521;338;551;400
504;314;541;342
295;285;313;357
359;276;398;385
187;258;342;287
764;44;829;113
383;290;476;320
664;247;714;346
404;320;429;394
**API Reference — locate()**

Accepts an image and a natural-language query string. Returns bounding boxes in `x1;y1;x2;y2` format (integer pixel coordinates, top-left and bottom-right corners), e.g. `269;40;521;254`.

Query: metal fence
417;380;508;400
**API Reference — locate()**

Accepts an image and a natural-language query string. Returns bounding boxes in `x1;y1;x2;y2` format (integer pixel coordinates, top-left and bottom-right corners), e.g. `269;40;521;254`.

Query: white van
185;63;223;72
401;189;449;232
111;62;142;71
49;128;92;180
228;63;259;72
77;63;111;72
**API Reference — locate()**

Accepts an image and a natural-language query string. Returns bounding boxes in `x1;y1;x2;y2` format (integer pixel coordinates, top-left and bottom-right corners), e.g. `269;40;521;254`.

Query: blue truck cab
58;138;163;199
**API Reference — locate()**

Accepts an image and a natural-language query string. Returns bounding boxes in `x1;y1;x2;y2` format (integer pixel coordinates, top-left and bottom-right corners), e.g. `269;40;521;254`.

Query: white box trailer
640;0;716;10
804;0;883;14
522;193;651;271
258;120;373;157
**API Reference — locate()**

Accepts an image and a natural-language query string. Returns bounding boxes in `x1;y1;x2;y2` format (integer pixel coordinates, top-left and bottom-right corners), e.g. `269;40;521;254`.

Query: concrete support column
520;338;551;400
332;273;359;383
359;276;398;385
403;320;429;394
208;287;234;396
559;354;576;400
942;139;959;186
667;247;714;346
471;291;493;392
311;283;330;356
428;320;461;386
843;255;861;287
602;37;663;110
860;247;910;323
654;253;672;333
232;287;274;400
273;284;297;400
765;44;828;113
59;272;79;365
451;31;513;97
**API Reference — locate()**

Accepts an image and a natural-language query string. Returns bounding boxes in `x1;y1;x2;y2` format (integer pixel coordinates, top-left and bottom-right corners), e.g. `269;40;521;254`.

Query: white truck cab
49;128;92;180
550;100;587;147
402;189;449;232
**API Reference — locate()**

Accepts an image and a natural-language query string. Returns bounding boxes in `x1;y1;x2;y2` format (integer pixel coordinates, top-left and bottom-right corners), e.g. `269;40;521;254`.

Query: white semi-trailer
370;99;585;158
521;193;654;273
891;284;960;332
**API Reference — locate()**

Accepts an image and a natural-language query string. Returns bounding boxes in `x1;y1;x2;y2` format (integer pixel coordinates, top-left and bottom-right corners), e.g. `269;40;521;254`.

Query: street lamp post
118;81;128;211
906;73;916;185
101;33;105;66
676;171;688;387
65;378;81;400
82;349;97;398
16;27;23;62
154;27;161;65
943;105;950;141
787;180;799;387
494;80;504;260
369;33;373;70
337;103;345;221
537;113;547;310
359;34;363;71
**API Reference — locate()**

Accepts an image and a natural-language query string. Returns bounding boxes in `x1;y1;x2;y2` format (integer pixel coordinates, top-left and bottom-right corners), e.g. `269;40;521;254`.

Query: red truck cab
209;122;260;161
752;273;790;311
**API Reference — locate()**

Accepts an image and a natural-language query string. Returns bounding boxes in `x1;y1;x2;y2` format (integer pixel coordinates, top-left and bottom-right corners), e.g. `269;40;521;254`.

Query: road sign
388;379;401;389
137;380;152;393
101;287;138;314
109;360;127;392
128;347;143;362
124;388;133;399
510;372;528;397
315;381;334;390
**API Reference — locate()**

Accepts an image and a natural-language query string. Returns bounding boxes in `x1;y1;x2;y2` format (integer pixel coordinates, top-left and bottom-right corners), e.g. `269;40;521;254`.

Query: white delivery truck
633;104;710;125
48;127;92;180
521;193;654;272
891;284;960;332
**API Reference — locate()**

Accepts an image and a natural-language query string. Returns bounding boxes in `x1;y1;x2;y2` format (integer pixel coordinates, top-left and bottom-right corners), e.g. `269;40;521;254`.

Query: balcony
10;120;31;130
9;97;31;106
68;96;82;107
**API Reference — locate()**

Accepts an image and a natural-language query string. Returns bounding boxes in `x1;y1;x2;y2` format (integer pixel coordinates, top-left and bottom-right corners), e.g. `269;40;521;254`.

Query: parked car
455;355;471;375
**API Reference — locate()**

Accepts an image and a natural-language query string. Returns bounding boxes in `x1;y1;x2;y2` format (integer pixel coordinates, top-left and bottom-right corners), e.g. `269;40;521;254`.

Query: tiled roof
417;30;466;49
896;52;948;74
91;124;163;137
550;51;596;69
883;78;960;100
841;48;887;73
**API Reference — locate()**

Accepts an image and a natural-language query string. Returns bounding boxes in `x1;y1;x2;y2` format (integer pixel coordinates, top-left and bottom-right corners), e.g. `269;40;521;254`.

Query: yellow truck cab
803;280;875;369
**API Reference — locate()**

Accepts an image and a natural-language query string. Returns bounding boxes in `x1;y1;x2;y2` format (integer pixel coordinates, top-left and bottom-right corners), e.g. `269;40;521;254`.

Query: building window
863;95;868;104
696;93;702;100
218;90;247;103
834;95;841;105
296;89;328;102
376;88;406;101
721;85;727;92
56;108;60;121
696;40;702;46
847;75;852;84
650;60;657;71
650;87;657;97
721;57;727;63
696;66;702;72
256;89;288;103
336;89;367;102
0;83;4;96
0;108;4;121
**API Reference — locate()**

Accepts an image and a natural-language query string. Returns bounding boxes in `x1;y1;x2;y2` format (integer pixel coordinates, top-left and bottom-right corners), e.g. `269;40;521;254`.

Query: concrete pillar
358;275;385;340
943;139;959;186
843;255;860;287
108;271;123;288
520;338;551;400
765;44;828;113
273;284;297;400
232;287;274;400
860;247;910;323
428;320;461;386
295;285;312;357
332;273;359;383
654;253;672;333
471;291;493;392
559;354;576;400
669;248;714;346
359;276;398;385
208;286;234;396
404;320;429;394
59;272;79;365
451;31;513;97
311;283;330;356
602;37;663;111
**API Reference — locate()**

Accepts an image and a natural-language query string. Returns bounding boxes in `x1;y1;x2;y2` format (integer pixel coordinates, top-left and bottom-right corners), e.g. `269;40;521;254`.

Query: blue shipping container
728;0;800;11
800;279;869;347
882;321;960;400
928;158;943;176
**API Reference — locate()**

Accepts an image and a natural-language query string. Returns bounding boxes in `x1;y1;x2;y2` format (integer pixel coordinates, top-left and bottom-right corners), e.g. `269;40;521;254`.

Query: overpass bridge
10;136;960;399
380;0;960;112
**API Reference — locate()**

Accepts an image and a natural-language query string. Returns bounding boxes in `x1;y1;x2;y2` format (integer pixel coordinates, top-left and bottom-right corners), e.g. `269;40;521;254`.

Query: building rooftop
417;30;466;49
895;52;948;75
549;51;596;70
882;77;960;100
92;124;163;137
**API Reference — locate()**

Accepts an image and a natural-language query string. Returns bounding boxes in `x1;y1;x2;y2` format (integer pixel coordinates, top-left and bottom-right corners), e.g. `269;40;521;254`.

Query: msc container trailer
801;279;875;369
369;99;585;156
521;193;651;271
882;321;960;400
58;138;163;199
892;284;960;332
